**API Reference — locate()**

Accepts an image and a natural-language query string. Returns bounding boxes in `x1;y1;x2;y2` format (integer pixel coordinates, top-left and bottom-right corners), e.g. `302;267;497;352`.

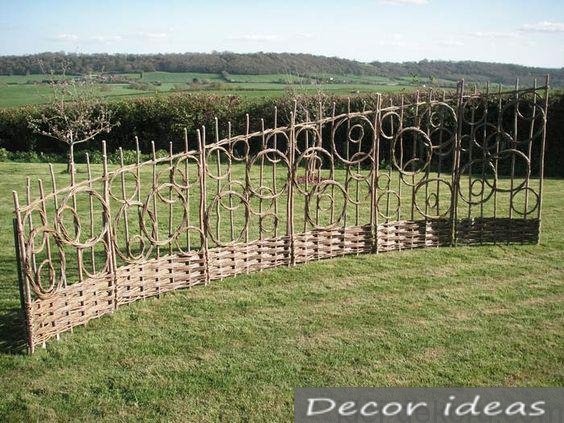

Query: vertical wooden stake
102;141;118;311
197;128;210;285
537;75;550;244
288;111;296;266
372;94;381;253
451;80;465;246
13;192;34;354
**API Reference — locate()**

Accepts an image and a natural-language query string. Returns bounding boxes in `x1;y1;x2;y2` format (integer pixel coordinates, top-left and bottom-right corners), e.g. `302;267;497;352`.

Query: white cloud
520;21;564;33
437;40;464;47
294;33;315;39
137;32;168;39
377;39;407;47
376;33;410;47
469;31;520;39
48;33;79;42
88;35;123;42
379;0;429;5
227;34;280;42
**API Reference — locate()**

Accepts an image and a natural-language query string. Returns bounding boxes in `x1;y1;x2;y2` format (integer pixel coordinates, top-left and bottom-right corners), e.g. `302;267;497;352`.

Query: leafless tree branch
27;62;119;172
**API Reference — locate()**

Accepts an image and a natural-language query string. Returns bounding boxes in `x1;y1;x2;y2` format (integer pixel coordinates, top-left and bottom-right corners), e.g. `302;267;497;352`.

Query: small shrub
74;149;104;164
128;81;151;91
107;149;140;165
120;149;141;165
87;149;104;164
154;149;170;160
9;151;40;163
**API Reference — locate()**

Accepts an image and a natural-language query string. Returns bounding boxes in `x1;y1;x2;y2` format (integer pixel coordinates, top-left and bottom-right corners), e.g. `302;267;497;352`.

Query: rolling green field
0;161;562;421
0;71;417;108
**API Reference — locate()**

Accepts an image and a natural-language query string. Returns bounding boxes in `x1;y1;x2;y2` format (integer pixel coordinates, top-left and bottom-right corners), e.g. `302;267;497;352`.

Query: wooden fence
13;80;549;353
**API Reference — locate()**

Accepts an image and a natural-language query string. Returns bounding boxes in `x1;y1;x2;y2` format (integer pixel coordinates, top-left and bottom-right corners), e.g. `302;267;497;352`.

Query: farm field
0;161;562;421
0;71;419;108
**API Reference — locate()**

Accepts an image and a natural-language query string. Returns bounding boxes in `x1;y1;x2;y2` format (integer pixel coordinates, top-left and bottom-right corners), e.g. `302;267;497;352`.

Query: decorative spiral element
392;127;433;177
414;178;453;219
25;226;66;299
457;159;497;206
56;188;109;249
141;183;189;246
305;180;348;229
331;115;374;165
206;189;249;246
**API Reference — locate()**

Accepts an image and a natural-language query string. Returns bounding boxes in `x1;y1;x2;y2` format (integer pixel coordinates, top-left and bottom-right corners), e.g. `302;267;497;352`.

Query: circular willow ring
56;188;109;248
305;180;348;229
331;115;374;165
457;159;497;206
141;183;189;246
413;178;453;219
391;126;433;178
171;153;200;190
206;190;249;246
510;187;540;217
109;169;140;204
205;145;232;180
113;201;153;263
247;149;290;200
377;190;401;220
25;226;66;299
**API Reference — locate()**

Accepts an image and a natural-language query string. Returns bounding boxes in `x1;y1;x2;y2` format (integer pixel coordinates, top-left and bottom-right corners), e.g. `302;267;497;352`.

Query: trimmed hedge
0;91;390;155
0;91;562;176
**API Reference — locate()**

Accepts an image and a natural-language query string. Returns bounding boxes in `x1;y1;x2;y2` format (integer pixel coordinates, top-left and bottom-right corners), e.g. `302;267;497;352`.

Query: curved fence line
13;80;549;353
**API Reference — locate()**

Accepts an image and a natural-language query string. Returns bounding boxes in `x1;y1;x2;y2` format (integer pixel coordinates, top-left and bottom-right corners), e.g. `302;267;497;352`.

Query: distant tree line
0;52;374;77
369;59;562;86
0;52;562;86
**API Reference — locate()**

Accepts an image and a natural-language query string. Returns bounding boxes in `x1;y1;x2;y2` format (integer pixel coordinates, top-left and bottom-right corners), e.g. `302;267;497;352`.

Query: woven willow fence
13;80;549;353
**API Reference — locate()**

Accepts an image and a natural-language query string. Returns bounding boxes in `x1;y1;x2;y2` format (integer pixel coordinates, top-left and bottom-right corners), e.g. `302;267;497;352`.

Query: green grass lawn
0;71;418;108
0;162;562;421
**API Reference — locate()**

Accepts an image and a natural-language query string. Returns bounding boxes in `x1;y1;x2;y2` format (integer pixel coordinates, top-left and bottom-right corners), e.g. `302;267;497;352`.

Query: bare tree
28;64;119;174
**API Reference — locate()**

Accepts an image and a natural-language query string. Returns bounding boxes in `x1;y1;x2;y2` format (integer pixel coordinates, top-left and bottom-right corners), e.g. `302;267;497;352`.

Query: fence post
537;75;550;244
372;94;382;253
198;128;210;284
287;109;296;266
12;193;34;354
451;80;465;246
101;142;119;311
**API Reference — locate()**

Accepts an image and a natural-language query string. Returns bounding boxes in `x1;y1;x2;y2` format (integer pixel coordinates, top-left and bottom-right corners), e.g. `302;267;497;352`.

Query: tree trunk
67;143;75;175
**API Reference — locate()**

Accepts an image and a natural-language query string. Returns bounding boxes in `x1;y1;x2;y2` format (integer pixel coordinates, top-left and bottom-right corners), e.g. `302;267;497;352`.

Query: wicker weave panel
457;218;540;245
30;274;114;346
116;252;207;305
293;225;373;264
377;219;452;252
28;217;540;347
208;236;291;280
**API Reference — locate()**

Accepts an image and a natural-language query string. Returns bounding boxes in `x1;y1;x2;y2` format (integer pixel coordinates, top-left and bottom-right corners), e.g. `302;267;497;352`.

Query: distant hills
368;59;561;87
0;51;561;87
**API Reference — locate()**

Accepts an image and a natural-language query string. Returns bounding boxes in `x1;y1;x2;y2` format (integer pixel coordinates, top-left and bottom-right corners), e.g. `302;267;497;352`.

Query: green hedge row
0;92;384;155
0;91;562;176
0;147;172;165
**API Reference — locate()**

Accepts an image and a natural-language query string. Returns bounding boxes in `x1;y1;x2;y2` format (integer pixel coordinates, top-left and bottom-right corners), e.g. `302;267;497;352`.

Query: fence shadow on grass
0;308;27;354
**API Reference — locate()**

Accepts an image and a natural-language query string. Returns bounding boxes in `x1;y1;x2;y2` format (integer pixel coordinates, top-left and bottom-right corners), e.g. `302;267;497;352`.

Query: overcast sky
1;0;563;68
